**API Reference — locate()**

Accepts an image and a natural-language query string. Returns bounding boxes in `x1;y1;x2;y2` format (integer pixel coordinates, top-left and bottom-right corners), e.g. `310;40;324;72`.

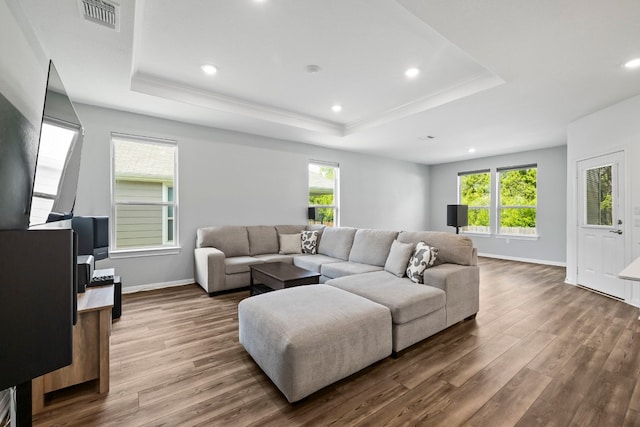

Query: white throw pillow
406;242;438;283
279;233;302;254
301;230;318;254
384;240;414;277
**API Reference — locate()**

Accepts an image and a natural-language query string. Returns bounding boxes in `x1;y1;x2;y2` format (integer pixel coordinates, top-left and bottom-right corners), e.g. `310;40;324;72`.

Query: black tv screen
29;61;84;226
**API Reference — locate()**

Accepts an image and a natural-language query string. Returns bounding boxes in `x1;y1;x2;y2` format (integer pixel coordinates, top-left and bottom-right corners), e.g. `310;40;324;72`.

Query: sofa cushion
197;226;249;257
384;240;414;277
398;231;474;266
293;254;342;273
326;271;445;324
301;230;318;254
406;242;438;284
247;226;279;256
254;254;293;264
321;261;383;279
253;254;294;264
279;233;302;254
225;256;264;274
317;227;357;260
348;229;398;267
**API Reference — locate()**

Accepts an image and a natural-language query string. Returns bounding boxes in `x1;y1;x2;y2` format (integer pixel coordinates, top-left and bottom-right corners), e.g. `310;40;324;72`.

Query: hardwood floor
32;257;640;426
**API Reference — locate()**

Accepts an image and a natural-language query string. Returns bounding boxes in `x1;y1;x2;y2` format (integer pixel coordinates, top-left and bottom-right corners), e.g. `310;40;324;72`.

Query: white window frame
110;133;180;258
458;169;491;235
308;160;340;227
162;183;175;245
496;164;538;238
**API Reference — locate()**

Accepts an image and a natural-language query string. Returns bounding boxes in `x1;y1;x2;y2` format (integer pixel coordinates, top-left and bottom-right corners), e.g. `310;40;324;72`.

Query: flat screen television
29;61;85;227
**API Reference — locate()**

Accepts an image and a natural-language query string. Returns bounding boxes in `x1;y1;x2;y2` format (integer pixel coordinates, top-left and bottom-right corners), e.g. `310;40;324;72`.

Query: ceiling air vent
78;0;120;31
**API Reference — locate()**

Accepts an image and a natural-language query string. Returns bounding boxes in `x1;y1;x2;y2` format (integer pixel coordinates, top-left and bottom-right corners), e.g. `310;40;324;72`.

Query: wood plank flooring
32;257;640;426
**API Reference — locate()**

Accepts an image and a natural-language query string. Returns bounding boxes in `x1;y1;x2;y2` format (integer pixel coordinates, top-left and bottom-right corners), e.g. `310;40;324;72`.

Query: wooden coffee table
250;262;320;296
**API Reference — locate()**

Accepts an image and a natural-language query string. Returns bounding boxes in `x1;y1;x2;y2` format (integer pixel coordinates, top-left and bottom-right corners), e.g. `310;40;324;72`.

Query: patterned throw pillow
301;230;318;254
406;242;438;284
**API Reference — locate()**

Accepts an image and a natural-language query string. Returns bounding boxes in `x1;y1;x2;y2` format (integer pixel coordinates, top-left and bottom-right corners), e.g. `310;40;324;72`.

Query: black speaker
76;255;94;293
94;216;109;248
308;207;317;221
72;216;109;261
447;204;468;234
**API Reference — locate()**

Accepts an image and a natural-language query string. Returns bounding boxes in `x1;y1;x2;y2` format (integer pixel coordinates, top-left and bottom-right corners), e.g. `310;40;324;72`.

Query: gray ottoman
238;285;392;402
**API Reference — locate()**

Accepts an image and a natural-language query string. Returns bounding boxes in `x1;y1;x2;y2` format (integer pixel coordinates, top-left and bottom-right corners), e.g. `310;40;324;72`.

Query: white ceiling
15;0;640;165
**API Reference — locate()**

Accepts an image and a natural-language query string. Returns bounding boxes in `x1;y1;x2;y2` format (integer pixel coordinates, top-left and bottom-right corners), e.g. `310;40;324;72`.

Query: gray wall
73;104;431;289
429;146;567;265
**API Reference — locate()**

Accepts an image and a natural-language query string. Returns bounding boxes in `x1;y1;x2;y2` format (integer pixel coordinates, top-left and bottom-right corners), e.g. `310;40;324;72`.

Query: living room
2;0;640;425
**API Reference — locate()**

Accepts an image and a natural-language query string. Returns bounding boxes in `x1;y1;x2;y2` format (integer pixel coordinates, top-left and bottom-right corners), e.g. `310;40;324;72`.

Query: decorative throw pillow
279;233;302;254
384;240;414;277
301;230;318;254
406;242;439;284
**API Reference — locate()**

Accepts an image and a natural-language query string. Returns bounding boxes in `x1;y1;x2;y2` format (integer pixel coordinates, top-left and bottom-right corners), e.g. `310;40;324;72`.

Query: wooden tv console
32;285;114;414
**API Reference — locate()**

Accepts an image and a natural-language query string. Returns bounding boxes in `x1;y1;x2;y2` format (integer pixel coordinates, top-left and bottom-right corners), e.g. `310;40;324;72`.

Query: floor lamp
447;204;468;234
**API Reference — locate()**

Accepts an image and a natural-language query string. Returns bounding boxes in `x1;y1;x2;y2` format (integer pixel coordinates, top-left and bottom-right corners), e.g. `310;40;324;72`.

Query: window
111;134;178;253
585;164;613;226
29;120;80;225
458;170;490;233
308;161;339;226
497;165;537;235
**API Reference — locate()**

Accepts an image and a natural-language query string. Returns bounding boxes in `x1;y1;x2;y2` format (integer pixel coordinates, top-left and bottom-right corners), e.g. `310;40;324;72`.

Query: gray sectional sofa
195;224;479;353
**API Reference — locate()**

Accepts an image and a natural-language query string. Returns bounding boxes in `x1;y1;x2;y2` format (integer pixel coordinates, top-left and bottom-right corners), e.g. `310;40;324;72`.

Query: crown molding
130;72;345;136
344;73;504;135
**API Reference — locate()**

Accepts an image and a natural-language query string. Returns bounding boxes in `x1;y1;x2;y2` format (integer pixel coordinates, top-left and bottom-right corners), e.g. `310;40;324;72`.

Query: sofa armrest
422;263;479;326
194;247;226;294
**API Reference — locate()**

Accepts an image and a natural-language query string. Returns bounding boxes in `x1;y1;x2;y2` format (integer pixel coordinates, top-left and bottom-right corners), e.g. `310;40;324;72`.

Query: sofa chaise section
326;271;446;353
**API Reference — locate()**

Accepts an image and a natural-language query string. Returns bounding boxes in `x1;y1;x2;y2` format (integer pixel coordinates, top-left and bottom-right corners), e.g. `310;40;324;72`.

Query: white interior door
577;151;626;299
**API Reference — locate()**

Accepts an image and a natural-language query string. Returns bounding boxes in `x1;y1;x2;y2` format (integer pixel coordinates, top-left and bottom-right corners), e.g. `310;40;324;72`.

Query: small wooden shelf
32;285;114;414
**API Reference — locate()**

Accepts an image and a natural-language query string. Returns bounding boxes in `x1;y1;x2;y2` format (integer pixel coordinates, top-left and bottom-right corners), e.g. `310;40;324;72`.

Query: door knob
609;229;623;235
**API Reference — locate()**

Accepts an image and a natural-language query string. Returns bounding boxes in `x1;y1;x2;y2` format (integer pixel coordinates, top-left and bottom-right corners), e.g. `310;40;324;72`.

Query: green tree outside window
460;172;491;232
498;167;537;235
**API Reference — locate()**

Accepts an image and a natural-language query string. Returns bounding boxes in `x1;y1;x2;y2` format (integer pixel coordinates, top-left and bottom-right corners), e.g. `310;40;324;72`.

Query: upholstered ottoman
238;285;392;402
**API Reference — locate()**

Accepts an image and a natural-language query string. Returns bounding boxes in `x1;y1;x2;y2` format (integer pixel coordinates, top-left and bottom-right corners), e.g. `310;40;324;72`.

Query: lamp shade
308;207;317;220
447;204;468;228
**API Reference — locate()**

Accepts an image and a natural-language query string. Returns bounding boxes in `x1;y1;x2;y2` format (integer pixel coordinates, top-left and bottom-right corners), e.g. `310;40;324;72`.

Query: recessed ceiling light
332;105;342;113
405;68;420;78
468;148;476;153
201;64;218;75
624;58;640;69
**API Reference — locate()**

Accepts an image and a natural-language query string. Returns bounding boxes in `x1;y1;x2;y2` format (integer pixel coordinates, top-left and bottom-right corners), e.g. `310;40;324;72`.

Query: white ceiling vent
78;0;120;31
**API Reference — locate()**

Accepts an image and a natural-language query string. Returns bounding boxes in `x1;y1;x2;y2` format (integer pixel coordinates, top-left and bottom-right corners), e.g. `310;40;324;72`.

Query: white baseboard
122;278;195;294
478;252;566;267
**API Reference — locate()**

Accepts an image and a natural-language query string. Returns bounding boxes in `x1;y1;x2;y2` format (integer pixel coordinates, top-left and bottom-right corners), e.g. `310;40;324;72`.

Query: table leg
97;307;111;394
250;269;254;296
31;376;44;415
